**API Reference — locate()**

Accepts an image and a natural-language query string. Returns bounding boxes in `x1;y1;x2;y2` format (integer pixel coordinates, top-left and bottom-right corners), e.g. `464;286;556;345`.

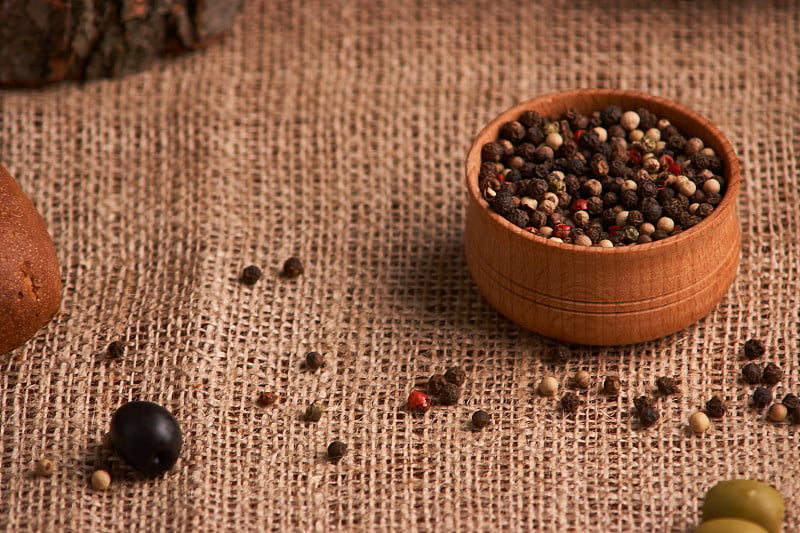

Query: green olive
695;518;769;533
702;480;784;533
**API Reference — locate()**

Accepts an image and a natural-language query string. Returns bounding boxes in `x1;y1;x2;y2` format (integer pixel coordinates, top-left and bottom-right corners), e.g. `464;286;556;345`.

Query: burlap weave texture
1;1;799;531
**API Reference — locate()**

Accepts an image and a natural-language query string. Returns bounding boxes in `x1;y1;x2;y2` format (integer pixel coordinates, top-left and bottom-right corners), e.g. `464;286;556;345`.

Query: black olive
110;401;183;476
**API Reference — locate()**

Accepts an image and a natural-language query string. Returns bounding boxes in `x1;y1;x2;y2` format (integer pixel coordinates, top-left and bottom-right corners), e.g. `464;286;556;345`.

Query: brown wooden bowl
464;89;740;345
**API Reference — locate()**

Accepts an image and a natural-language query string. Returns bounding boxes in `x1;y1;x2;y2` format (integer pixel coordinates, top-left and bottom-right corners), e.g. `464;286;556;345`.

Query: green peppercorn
471;410;491;430
695;518;769;533
304;402;325;422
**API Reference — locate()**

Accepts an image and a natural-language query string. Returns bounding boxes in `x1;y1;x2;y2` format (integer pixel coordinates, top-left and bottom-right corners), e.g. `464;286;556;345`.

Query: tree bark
0;0;244;86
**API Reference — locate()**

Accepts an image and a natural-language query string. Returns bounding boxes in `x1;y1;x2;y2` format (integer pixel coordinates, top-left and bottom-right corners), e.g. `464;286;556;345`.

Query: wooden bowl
464;89;740;345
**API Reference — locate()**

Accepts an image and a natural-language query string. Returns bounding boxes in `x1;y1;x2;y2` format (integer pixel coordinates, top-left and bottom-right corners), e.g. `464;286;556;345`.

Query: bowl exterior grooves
464;89;740;345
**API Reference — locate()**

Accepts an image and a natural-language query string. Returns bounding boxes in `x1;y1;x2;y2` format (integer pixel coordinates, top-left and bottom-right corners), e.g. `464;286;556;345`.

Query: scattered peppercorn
633;395;653;415
90;469;111;491
789;409;800;425
327;441;347;463
781;393;800;412
655;377;680;395
767;403;788;423
281;257;304;278
705;396;727;418
538;376;559;397
573;370;591;389
256;392;279;407
561;392;580;414
638;406;660;428
35;458;55;476
406;391;431;414
752;387;773;409
436;383;461;406
603;376;621;396
107;341;125;359
743;338;766;359
761;363;783;386
427;374;448;394
444;366;466;386
551;344;571;361
304;351;325;370
689;411;710;434
304;402;326;422
741;362;762;385
240;265;263;285
471;410;492;430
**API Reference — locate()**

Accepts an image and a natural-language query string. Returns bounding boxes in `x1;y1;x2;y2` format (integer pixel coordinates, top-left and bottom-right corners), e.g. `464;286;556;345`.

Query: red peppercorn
573;129;584;142
406;391;431;414
668;163;682;175
628;149;642;165
554;224;571;239
571;198;588;211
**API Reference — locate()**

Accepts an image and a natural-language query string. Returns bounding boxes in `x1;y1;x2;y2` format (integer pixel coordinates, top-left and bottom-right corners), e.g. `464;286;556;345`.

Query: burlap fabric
1;1;799;531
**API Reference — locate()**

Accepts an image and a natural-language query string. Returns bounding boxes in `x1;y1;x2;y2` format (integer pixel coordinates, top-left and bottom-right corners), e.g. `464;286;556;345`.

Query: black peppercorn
107;341;126;359
281;257;304;278
240;265;263;285
436;383;461;406
638;180;658;198
427;374;448;394
650;229;669;241
561;392;580;414
620;189;639;210
327;440;347;463
633;395;653;415
603;376;621;396
741;362;762;385
626;210;644;228
519;110;543;129
705;396;726;418
500;121;526;143
600;105;623;127
638;406;660;428
471;410;492;430
640;197;663;223
304;351;325;370
506;209;530;228
762;363;783;386
516;143;538;162
655;377;680;395
444;366;466;386
751;387;773;409
743;338;766;360
490;192;515;216
528;210;547;229
635;108;658;130
481;142;506;162
782;393;800;412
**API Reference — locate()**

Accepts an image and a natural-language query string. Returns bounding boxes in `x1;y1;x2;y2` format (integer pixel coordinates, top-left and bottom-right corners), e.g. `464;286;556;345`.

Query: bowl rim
465;88;741;255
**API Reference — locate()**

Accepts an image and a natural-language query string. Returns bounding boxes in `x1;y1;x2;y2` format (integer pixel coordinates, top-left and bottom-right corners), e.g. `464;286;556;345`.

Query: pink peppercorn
407;391;431;413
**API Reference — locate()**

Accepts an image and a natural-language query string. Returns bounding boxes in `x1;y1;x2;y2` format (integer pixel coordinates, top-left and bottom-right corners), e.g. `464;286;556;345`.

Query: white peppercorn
700;147;716;157
656;217;675;233
689;203;700;215
685;137;704;156
539;226;554;238
656;118;671;130
573;234;592;246
545;132;564;150
767;403;787;423
628;129;644;142
598;239;613;248
91;469;111;491
520;197;538;211
573;211;590;228
592;127;608;143
644;128;661;141
549;237;563;243
538;376;559;396
620;110;640;131
689;411;710;433
35;458;55;476
573;370;591;389
655;140;666;152
642;157;660;173
678;179;697;197
703;178;721;195
639;222;655;235
615;210;629;227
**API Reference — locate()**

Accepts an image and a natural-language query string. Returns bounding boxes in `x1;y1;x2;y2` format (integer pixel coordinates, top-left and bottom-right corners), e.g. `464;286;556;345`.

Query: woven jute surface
1;1;799;531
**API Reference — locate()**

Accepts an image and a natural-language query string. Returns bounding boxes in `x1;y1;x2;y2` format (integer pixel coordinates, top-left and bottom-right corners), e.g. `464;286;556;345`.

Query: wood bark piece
0;0;243;85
